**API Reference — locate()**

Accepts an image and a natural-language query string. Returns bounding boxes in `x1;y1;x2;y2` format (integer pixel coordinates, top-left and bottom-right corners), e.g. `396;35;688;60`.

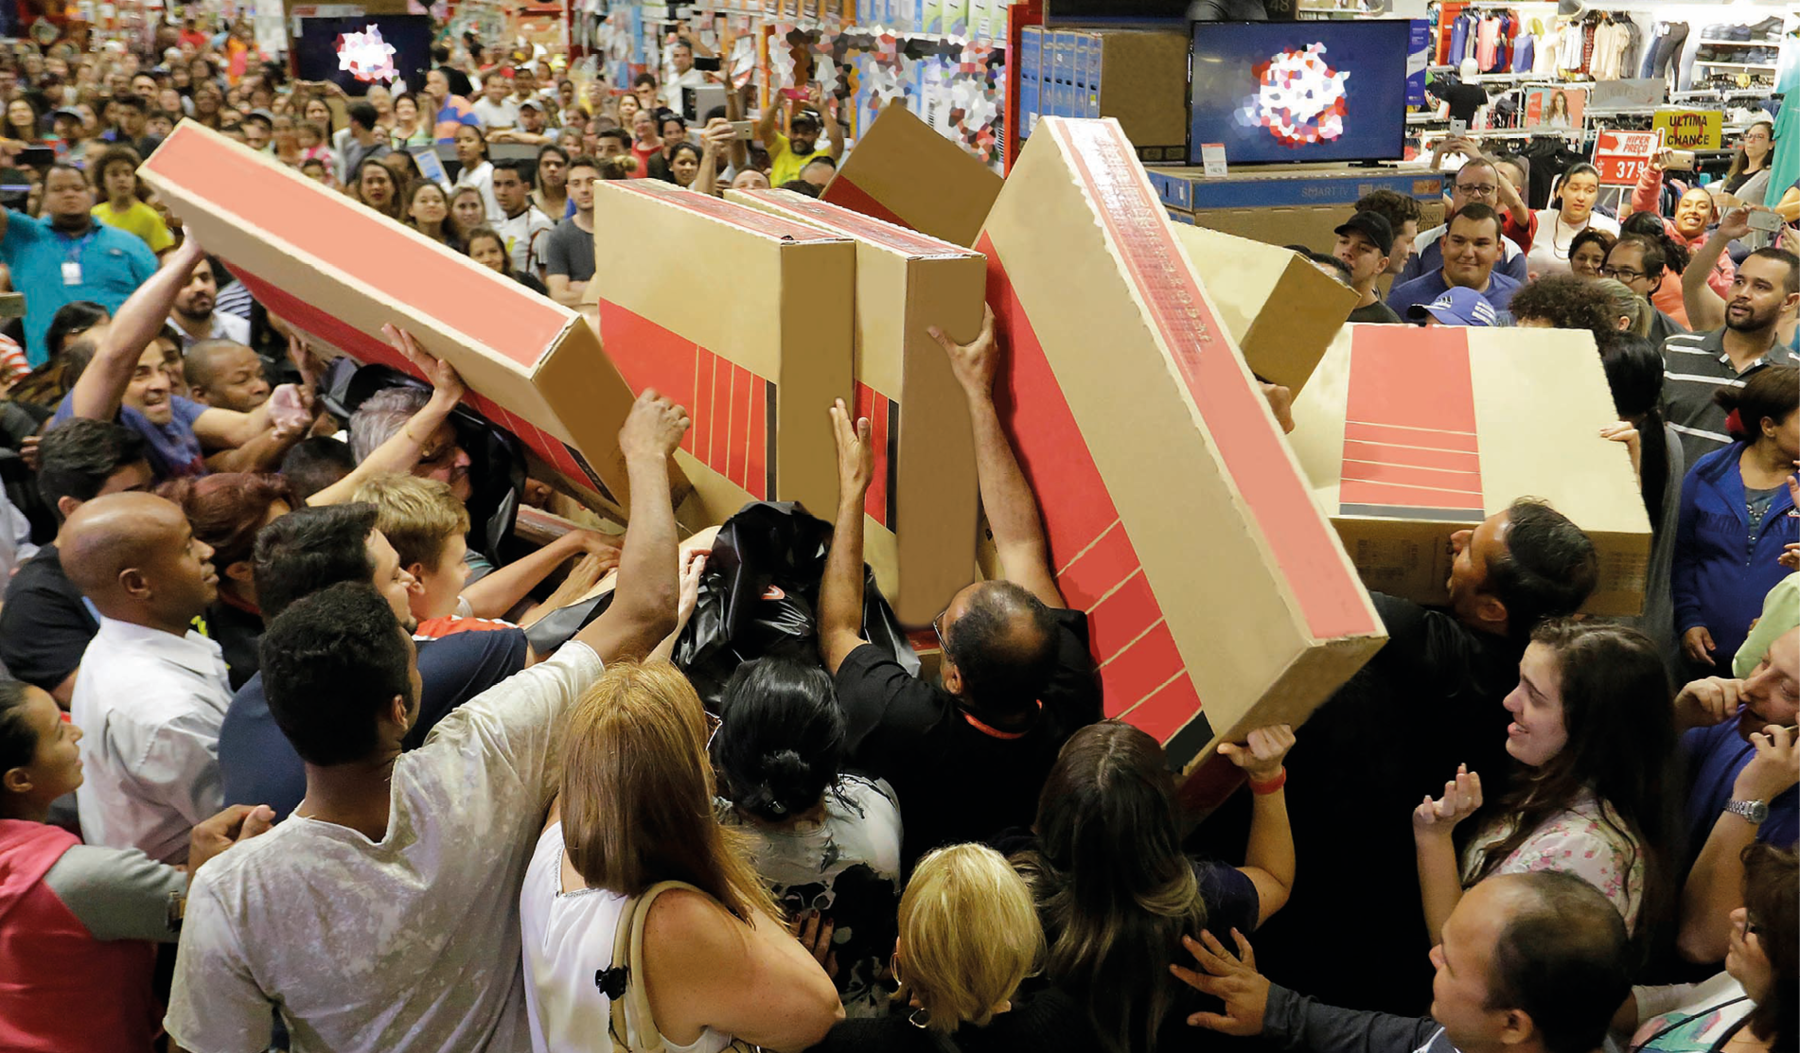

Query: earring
907;1007;931;1030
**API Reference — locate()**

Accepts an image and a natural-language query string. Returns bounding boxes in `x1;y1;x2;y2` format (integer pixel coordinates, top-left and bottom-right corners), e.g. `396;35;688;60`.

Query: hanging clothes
1512;32;1535;75
1476;16;1502;73
1535;26;1561;76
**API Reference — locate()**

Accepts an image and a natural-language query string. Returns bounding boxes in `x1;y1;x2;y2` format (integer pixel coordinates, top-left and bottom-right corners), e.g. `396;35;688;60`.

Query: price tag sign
1200;142;1227;178
1592;129;1662;187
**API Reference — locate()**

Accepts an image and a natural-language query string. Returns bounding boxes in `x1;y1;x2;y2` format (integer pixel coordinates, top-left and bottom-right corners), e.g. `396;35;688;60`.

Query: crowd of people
0;16;1794;1053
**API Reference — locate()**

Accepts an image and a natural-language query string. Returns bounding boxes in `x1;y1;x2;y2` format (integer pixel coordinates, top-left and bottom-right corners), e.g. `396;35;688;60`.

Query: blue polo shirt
1682;720;1799;867
1387;268;1520;319
0;211;158;365
50;394;208;480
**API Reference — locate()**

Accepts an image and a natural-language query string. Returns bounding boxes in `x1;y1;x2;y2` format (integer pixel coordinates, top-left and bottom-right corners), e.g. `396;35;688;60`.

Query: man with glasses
1397;152;1530;287
1602;234;1688;346
816;309;1103;871
1670;626;1799;965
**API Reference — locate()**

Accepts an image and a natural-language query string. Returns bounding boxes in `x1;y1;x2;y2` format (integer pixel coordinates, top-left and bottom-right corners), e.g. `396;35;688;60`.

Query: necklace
1551;210;1588;261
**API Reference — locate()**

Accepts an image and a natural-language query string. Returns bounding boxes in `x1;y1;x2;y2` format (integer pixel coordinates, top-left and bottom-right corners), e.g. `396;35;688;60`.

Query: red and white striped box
1288;324;1651;616
139;122;650;517
727;187;985;625
588;181;856;528
978;116;1387;793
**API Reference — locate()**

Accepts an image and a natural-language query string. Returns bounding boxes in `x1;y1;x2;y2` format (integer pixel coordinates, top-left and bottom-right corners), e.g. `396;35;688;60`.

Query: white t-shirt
717;774;902;1017
165;643;604;1053
474;96;521;131
494;206;556;279
519;820;736;1053
1526;207;1620;279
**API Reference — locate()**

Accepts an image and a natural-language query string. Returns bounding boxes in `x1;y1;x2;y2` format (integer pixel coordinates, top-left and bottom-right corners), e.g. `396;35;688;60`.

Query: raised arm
1223;725;1297;924
755;87;781;153
1412;765;1484;943
306;327;466;505
929;307;1062;608
70;238;205;421
818;398;873;675
1684;208;1753;334
815;87;843;163
1631;152;1668;218
570;390;686;663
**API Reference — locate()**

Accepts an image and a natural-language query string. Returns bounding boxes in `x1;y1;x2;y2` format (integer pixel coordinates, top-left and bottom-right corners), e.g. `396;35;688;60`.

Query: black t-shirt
807;987;1096;1053
834;607;1103;870
1212;592;1524;1016
217;627;529;818
437;65;475;100
1349;300;1404;324
0;544;98;691
1443;83;1489;123
203;597;264;692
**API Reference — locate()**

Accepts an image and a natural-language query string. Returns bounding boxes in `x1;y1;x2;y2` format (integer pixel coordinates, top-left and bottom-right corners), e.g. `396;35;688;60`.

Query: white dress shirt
171;309;252;350
71;617;232;865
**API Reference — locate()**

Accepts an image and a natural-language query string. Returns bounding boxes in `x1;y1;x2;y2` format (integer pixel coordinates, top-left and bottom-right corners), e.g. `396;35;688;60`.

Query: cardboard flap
822;104;1002;248
139;122;651;515
1172;224;1358;393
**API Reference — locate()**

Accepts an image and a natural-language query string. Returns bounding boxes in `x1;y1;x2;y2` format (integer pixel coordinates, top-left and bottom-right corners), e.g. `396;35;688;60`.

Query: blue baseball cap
1407;286;1498;327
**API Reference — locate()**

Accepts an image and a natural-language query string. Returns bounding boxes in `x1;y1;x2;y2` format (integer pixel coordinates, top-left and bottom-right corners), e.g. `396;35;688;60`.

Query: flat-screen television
1189;20;1410;166
291;15;433;98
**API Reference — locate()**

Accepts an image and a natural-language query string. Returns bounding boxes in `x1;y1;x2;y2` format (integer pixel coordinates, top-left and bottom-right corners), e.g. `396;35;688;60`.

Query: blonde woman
520;661;843;1053
807;843;1095;1050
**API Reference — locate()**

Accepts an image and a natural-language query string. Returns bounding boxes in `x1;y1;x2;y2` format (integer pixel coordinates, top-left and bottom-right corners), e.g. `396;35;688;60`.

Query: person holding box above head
1389;205;1520;319
167;390;690;1053
817;307;1103;871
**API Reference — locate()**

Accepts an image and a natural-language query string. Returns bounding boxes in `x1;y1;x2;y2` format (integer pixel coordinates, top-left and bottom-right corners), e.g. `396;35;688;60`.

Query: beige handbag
602;880;759;1053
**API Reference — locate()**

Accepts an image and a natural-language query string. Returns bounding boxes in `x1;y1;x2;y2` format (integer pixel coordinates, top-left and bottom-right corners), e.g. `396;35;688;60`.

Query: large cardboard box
727;188;986;624
1288;324;1652;616
822;104;1002;249
978;116;1387;789
588;181;856;527
139;123;650;517
1083;30;1191;163
1170;224;1358;394
1149;165;1447;254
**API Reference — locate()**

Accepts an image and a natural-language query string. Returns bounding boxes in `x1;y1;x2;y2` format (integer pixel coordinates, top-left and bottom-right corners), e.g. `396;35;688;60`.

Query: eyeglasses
932;609;951;658
1599;266;1646;281
1455;183;1498;198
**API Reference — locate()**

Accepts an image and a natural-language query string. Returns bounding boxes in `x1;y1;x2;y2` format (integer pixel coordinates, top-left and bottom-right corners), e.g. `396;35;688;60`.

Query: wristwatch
1725;799;1770;825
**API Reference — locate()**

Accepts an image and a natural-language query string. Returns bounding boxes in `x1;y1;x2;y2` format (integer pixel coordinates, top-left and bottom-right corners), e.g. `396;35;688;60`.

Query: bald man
183;340;271;412
66;492;232;864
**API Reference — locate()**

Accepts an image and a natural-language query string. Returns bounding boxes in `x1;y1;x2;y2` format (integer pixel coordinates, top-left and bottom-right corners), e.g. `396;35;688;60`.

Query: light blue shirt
0;211;158;365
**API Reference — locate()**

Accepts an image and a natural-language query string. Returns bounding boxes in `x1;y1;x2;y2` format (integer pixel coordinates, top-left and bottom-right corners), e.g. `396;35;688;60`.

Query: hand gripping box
588;181;856;527
1287;324;1652;616
1170;224;1359;395
727;187;986;624
978;116;1387;791
820;104;1002;249
139;123;649;517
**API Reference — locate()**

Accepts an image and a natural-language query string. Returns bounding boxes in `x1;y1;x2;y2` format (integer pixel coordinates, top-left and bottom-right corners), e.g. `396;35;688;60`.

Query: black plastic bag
676;501;917;711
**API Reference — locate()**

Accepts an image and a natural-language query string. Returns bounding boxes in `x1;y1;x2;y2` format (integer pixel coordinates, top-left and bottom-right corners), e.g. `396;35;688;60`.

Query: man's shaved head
62;492;218;630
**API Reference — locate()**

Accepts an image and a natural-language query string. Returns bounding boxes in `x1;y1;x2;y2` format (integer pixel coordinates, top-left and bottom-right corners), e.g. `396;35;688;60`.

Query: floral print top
1461;789;1645;932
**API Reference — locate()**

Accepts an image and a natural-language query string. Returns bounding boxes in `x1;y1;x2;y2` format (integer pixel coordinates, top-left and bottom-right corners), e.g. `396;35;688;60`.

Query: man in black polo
1661;241;1800;466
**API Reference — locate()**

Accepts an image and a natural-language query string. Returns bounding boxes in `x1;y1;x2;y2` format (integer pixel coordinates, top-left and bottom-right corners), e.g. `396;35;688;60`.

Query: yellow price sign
1653;109;1723;151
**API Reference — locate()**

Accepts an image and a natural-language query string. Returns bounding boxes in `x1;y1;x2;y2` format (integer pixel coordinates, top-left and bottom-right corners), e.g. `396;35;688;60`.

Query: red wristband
1248;768;1287;795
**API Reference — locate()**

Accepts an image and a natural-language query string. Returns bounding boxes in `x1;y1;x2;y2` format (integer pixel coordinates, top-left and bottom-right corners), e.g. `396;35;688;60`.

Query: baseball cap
1334;210;1395;256
518;96;544;112
1406;286;1498;327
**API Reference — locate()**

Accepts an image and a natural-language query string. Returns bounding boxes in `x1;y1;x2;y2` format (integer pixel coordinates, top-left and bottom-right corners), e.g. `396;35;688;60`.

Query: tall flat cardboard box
1148;166;1447;254
1288;324;1651;616
978;116;1387;789
139;123;648;516
822;104;1002;249
1170;224;1358;394
1082;30;1191;163
589;182;856;526
727;188;986;624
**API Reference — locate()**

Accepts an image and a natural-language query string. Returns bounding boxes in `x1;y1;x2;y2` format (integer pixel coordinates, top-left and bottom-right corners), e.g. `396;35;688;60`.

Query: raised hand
382;323;465;405
618;388;690;461
1413;764;1482;838
829;398;872;498
1218;724;1295;782
1676;676;1746;729
928;305;998;398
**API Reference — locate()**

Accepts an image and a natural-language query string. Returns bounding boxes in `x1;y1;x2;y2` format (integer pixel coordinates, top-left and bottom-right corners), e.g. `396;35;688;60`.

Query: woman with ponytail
1673;365;1800;674
713;656;903;1018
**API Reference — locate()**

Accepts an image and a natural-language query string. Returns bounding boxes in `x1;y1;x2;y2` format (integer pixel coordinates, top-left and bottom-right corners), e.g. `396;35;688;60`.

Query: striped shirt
1660;327;1799;467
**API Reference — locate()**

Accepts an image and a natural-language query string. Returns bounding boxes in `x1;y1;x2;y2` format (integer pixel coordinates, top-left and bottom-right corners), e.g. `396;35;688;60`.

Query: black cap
1334;210;1395;256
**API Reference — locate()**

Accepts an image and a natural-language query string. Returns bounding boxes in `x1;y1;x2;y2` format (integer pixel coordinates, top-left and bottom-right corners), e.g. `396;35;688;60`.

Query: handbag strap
608;880;705;1053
